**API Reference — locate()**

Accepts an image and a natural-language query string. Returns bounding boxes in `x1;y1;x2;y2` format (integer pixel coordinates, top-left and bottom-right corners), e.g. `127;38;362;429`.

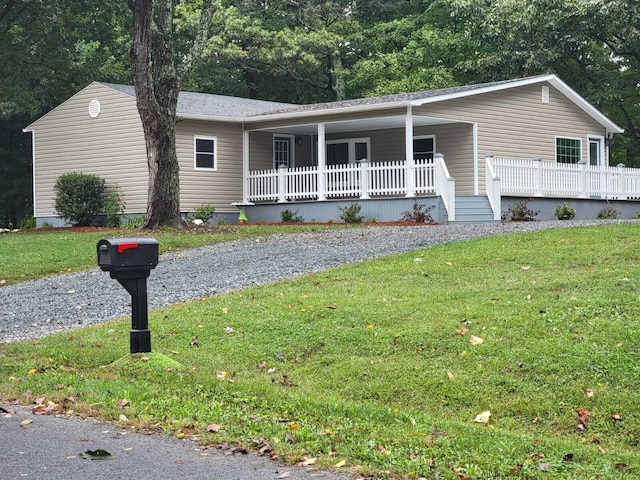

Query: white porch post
534;157;543;196
359;159;371;199
277;164;287;203
405;107;415;197
473;122;479;195
242;129;250;203
618;163;627;200
317;123;327;201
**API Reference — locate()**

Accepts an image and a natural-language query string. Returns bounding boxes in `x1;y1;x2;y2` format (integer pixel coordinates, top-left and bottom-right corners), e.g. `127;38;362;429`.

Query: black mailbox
97;238;159;272
97;237;159;354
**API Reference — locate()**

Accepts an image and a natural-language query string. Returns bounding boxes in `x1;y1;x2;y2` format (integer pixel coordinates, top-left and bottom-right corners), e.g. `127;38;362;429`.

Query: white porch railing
247;158;444;203
491;157;640;199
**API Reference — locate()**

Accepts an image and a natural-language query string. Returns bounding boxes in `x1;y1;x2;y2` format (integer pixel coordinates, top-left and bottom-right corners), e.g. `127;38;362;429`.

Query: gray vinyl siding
27;82;148;218
417;83;606;163
176;120;244;213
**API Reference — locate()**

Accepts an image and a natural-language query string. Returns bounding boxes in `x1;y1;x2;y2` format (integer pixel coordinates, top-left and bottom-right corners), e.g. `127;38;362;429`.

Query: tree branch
176;0;216;86
0;0;16;22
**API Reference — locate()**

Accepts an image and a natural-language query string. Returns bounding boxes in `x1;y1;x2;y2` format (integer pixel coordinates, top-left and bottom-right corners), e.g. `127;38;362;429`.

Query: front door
326;137;370;165
588;137;602;166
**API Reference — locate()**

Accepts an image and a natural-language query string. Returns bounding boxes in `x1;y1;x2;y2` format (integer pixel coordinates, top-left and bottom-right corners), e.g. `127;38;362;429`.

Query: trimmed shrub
281;209;303;223
54;172;105;226
338;203;364;224
187;204;216;223
554;203;575;220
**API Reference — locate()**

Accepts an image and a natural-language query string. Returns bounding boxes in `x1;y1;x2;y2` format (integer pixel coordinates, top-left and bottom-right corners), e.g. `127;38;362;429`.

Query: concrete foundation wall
502;197;640;221
244;197;447;224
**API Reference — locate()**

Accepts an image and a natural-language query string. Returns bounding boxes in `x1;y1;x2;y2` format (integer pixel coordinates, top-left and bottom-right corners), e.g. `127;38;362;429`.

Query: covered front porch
241;107;477;222
241;153;640;223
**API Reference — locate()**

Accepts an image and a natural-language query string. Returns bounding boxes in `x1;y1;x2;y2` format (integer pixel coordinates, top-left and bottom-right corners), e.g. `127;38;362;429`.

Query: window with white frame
273;135;294;168
326;137;370;165
556;137;581;164
194;136;217;170
413;136;435;160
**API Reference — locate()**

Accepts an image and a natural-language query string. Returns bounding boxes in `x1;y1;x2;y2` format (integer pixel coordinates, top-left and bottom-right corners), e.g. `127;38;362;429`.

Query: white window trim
555;136;582;164
326;137;371;163
413;134;436;160
194;135;217;171
273;134;295;169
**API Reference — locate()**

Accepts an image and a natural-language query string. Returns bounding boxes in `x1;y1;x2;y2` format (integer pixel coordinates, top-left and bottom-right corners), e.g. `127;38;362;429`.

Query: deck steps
453;195;498;223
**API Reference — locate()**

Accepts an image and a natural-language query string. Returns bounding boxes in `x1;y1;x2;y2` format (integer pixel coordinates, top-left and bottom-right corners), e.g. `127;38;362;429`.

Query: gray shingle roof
98;82;294;118
251;78;526;116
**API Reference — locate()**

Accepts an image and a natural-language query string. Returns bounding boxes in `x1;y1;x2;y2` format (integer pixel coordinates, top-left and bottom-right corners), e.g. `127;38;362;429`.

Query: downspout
473;122;479;195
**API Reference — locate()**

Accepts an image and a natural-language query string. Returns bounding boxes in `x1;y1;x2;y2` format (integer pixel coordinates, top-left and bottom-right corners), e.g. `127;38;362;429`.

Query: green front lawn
0;224;348;285
2;223;640;479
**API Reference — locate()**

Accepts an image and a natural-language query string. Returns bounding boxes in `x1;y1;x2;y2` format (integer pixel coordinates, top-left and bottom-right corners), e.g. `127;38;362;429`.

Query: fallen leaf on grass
469;335;484;345
583;389;594;398
117;399;130;408
207;424;222;432
301;457;317;466
577;407;591;431
223;326;235;334
536;462;551;472
335;460;346;468
610;413;623;421
473;411;491;424
446;371;455;380
521;265;531;271
455;327;468;336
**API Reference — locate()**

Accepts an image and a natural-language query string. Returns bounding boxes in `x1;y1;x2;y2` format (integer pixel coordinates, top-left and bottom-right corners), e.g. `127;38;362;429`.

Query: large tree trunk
128;0;183;229
128;0;215;229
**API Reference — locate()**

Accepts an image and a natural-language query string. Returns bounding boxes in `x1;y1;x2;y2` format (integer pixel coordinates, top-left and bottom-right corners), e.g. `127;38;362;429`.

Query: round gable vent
88;99;101;118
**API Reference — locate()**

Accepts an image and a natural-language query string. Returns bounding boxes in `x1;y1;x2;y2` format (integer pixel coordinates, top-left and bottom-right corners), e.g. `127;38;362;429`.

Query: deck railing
491;156;640;199
247;158;441;203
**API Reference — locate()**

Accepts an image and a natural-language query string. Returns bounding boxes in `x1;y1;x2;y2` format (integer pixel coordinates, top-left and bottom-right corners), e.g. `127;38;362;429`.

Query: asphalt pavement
1;405;352;480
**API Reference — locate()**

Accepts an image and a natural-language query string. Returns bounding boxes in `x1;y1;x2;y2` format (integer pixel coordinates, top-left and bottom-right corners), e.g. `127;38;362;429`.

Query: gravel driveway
0;221;629;343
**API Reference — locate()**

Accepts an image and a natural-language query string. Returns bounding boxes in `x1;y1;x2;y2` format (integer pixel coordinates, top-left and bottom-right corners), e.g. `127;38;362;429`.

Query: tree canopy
1;0;638;227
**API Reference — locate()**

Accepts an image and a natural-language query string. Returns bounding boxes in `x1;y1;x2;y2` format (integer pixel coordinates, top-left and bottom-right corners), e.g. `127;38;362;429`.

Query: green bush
54;172;105;226
338;203;364;224
104;185;125;227
187;204;216;223
401;201;435;223
501;200;540;222
554;203;575;220
280;209;303;223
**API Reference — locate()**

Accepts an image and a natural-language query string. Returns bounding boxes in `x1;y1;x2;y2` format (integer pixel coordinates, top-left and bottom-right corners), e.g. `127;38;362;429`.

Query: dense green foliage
2;0;640;227
53;172;106;226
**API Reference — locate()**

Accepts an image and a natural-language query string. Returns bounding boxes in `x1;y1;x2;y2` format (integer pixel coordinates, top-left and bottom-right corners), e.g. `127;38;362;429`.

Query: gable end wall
30;83;148;218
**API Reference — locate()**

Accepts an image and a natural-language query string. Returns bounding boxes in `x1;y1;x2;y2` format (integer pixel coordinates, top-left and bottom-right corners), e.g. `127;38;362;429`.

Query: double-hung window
556;137;581;164
194;136;217;170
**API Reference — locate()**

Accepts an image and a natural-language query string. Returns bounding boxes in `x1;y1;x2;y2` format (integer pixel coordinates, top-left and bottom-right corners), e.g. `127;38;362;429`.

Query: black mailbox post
97;238;159;353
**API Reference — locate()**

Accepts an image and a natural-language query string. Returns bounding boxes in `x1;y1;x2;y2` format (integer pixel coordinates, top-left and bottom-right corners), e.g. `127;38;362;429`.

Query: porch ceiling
251;114;461;135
